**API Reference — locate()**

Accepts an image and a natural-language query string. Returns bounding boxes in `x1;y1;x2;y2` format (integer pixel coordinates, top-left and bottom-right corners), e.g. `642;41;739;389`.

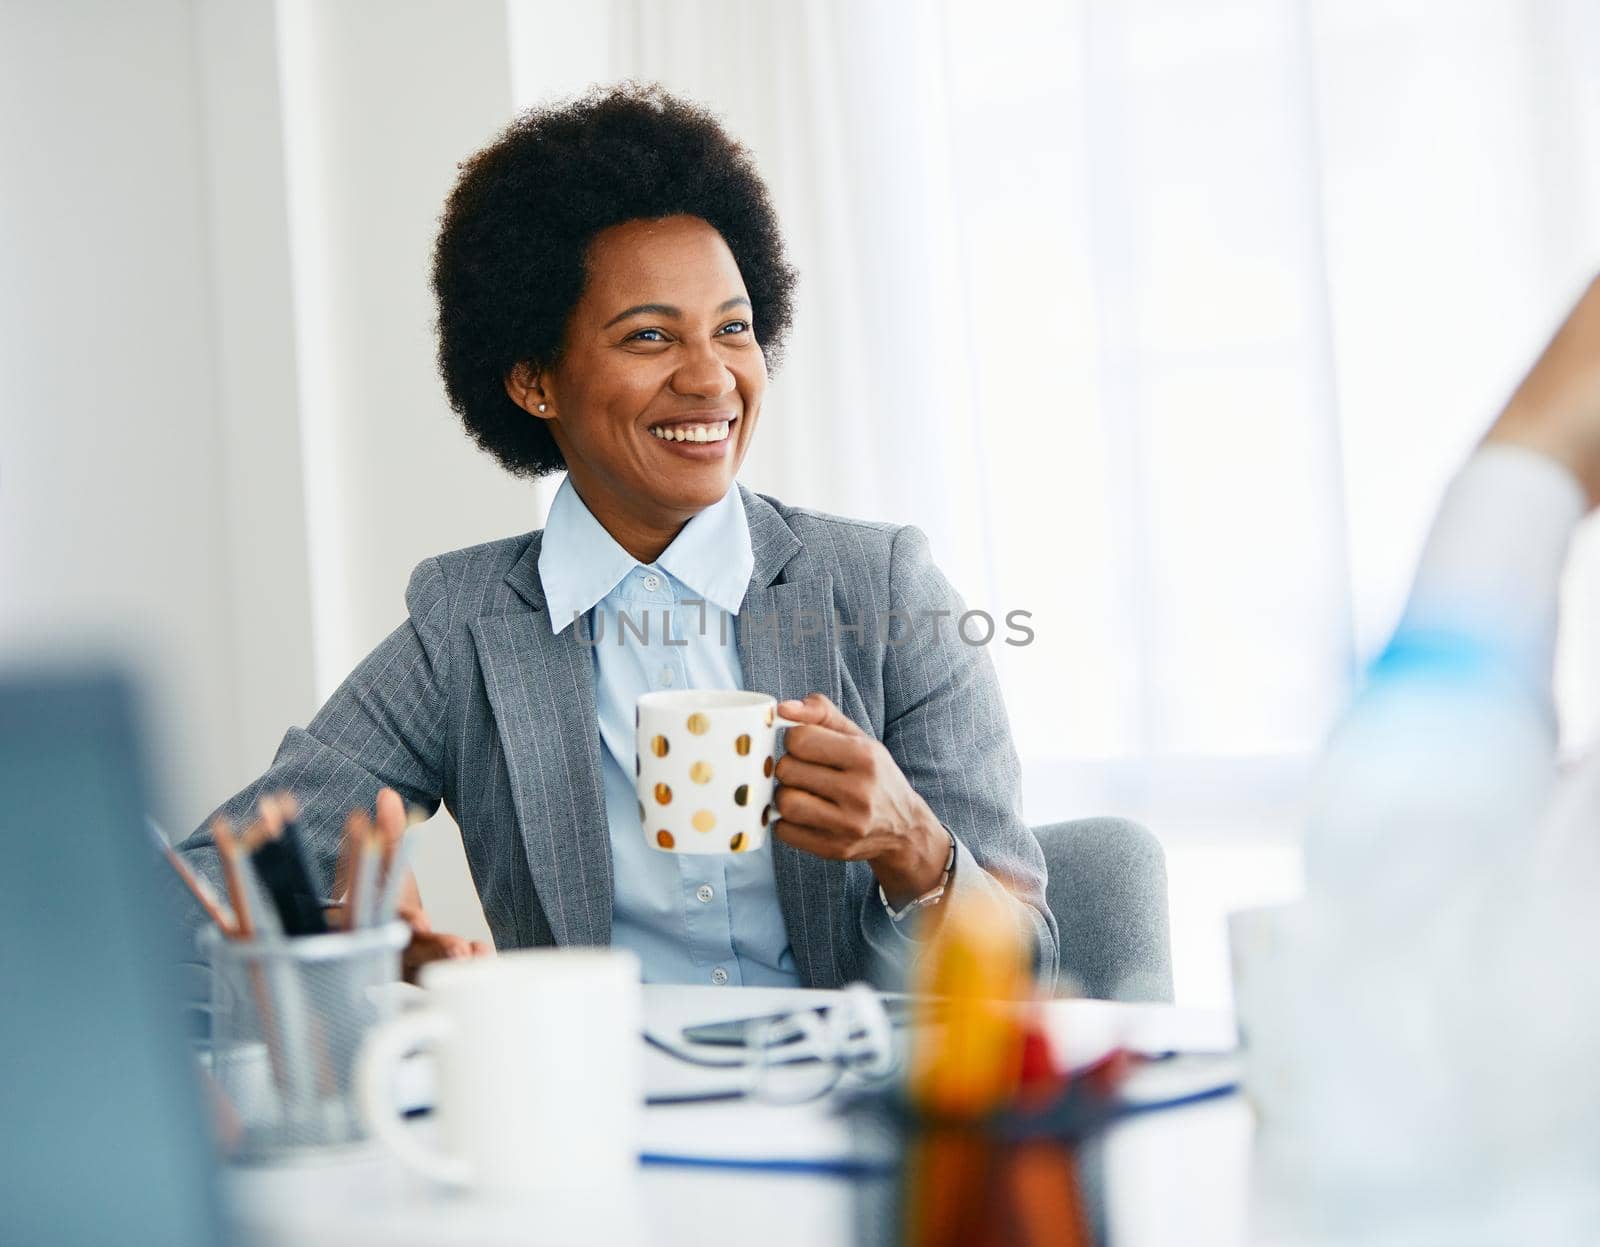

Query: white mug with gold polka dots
634;690;802;855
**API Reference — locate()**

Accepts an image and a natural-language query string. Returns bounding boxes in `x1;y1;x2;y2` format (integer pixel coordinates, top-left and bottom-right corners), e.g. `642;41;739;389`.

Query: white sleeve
1394;443;1587;692
1305;445;1586;910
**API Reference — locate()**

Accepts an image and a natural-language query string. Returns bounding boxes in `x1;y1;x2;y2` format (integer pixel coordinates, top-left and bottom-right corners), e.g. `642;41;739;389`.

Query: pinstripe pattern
176;484;1058;986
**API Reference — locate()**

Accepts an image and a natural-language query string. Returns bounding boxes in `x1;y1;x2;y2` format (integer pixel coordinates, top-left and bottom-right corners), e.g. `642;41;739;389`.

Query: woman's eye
718;320;751;336
629;328;667;343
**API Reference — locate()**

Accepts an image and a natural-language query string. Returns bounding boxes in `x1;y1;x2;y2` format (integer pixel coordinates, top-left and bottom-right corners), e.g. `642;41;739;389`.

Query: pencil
239;794;285;855
333;812;361;930
162;842;237;935
375;787;404;869
210;815;255;941
213;816;292;1105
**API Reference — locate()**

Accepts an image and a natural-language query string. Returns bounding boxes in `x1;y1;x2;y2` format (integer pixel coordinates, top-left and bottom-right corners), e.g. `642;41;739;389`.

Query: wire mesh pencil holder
199;921;409;1162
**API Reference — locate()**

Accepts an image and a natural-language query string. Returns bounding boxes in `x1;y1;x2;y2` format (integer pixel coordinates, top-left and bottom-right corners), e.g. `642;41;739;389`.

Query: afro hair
431;80;799;478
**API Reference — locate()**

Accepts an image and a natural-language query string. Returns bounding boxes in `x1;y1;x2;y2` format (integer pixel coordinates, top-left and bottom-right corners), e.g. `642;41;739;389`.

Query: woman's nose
670;342;736;399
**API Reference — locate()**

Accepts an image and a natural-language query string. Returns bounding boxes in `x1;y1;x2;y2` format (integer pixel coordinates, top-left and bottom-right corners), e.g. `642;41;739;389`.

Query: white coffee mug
356;948;641;1198
635;690;804;855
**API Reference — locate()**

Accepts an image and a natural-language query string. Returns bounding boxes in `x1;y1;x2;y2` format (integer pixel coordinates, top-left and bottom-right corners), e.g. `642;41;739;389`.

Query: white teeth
650;420;730;443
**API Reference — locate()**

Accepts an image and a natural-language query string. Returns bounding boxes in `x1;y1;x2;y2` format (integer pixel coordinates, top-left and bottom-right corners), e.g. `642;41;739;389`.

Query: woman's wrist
871;813;952;907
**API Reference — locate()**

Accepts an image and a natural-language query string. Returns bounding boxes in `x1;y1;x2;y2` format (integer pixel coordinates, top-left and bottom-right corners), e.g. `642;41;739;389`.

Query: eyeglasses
644;983;901;1107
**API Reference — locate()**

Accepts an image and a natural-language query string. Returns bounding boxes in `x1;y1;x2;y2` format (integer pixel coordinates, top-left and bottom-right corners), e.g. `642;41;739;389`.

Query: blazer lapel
470;535;613;948
737;486;847;987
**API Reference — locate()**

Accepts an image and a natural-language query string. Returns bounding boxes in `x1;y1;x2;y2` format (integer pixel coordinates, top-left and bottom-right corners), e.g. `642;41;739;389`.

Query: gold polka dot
765;706;774;727
734;784;749;806
761;804;772;827
735;733;751;756
730;832;746;852
691;809;716;833
763;755;774;778
651;735;670;758
656;830;675;849
654;783;672;805
689;760;713;784
686;713;710;736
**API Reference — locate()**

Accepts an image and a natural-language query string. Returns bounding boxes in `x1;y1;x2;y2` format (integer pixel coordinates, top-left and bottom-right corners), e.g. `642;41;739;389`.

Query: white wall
0;0;279;828
273;0;542;939
0;0;520;942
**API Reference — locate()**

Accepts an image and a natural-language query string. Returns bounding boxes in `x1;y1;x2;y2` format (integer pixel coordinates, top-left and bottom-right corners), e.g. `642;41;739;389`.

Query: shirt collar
538;476;754;633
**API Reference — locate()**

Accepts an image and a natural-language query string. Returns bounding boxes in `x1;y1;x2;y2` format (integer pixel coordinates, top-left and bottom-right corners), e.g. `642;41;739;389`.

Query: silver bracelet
878;824;958;924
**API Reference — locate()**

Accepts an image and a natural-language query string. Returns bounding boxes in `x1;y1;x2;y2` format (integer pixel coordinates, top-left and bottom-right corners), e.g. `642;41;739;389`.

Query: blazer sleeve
171;557;454;931
857;524;1060;985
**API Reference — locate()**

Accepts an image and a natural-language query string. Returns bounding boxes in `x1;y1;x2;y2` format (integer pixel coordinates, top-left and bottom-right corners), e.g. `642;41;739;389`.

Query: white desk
226;986;1249;1247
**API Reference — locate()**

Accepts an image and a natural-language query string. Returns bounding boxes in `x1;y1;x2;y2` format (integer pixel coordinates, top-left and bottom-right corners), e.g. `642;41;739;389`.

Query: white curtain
511;0;1600;832
7;0;1593;998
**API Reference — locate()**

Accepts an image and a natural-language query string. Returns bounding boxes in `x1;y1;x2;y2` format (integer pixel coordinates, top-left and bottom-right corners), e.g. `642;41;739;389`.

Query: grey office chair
1034;817;1174;1003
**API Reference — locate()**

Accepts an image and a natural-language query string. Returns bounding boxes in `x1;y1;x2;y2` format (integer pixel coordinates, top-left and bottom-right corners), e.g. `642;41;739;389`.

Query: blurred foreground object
900;890;1092;1247
1244;275;1600;1244
0;666;228;1245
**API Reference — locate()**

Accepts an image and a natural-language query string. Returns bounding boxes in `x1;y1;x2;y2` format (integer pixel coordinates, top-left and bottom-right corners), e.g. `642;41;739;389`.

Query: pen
351;825;383;930
374;829;414;926
249;794;329;936
341;808;374;930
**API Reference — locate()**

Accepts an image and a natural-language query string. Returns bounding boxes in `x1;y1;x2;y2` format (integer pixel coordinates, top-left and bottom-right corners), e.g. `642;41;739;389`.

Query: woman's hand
772;693;951;906
333;787;493;983
394;897;493;984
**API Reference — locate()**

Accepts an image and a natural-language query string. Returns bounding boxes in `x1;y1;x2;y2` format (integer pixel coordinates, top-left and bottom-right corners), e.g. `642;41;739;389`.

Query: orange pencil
160;842;236;935
210;815;255;940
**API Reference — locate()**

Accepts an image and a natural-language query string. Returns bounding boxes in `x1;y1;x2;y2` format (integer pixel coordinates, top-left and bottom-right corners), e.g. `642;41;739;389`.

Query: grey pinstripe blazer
177;484;1058;987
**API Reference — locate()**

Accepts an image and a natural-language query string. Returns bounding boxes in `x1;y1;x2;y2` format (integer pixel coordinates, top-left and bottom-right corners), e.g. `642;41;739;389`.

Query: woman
179;82;1057;989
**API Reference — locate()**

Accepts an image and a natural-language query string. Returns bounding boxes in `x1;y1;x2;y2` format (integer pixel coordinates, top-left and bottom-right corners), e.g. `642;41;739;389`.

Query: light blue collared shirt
538;476;801;987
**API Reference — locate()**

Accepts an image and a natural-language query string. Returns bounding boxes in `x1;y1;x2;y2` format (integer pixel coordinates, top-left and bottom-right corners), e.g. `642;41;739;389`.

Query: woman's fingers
772;818;859;861
773;755;855;804
401;927;494;982
781;722;870;768
774;784;846;831
777;692;865;736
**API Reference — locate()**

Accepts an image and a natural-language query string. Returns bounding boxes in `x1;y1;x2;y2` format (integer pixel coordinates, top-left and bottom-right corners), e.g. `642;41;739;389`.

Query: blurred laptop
0;667;228;1246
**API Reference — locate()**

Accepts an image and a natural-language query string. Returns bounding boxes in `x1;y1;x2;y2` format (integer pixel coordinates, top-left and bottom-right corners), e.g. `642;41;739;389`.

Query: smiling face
508;214;768;561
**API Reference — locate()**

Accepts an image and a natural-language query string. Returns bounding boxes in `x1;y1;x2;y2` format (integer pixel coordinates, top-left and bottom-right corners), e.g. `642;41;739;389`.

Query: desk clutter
6;667;1245;1247
150;785;1240;1241
155;791;419;1160
638;892;1240;1247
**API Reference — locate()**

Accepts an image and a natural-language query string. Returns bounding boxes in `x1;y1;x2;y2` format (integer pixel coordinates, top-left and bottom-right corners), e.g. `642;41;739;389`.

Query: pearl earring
537;403;547;412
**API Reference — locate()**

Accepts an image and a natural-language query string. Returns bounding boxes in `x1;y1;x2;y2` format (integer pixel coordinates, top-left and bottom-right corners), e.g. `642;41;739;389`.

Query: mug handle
356;1010;471;1185
774;715;807;731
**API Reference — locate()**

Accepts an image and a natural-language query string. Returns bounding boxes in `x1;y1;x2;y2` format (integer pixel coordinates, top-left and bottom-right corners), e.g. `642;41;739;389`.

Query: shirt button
710;967;729;986
659;668;675;688
642;573;661;591
696;884;714;903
